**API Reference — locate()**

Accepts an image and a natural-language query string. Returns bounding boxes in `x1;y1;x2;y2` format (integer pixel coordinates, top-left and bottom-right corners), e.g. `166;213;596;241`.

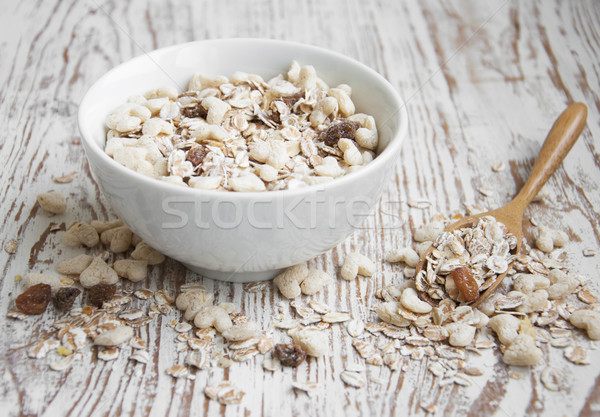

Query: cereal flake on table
104;61;378;191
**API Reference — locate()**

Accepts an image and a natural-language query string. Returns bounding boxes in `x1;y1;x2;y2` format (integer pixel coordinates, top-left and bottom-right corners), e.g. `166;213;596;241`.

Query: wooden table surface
1;0;599;416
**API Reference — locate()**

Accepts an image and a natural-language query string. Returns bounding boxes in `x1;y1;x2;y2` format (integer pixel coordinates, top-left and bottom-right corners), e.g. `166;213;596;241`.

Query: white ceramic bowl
78;39;407;282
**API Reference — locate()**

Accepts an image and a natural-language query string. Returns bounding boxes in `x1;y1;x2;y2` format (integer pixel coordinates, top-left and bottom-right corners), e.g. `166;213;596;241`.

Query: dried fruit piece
320;121;359;146
88;283;116;308
186;146;208;167
53;287;81;311
273;343;306;367
450;267;479;302
181;103;208;119
16;283;52;314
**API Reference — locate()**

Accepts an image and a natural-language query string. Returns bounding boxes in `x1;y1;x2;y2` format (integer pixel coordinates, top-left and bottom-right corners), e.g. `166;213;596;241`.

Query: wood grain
1;1;599;416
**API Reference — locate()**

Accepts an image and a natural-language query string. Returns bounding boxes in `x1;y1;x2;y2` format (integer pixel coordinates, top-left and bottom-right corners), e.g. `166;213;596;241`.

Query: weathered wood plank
0;1;599;416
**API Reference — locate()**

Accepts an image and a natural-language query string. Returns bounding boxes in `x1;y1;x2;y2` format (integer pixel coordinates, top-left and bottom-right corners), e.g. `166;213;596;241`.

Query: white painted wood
1;0;599;416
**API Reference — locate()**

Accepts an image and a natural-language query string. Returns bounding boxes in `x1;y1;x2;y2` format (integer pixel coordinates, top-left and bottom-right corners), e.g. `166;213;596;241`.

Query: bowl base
182;263;282;283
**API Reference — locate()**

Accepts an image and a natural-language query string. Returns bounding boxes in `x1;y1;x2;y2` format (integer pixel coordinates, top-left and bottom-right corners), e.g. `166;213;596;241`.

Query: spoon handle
513;103;588;209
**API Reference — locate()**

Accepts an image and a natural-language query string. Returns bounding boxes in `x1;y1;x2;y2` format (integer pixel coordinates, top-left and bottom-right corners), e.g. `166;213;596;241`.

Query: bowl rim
78;38;408;201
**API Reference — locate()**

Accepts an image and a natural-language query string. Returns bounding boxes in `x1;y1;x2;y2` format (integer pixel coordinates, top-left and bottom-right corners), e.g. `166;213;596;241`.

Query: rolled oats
98;347;120;361
346;318;365;337
541;366;565;391
564;345;589;365
166;364;189;378
4;239;18;254
340;371;366;388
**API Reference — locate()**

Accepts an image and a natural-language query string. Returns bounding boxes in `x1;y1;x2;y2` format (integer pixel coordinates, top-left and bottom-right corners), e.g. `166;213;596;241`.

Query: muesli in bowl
78;39;406;281
105;61;378;192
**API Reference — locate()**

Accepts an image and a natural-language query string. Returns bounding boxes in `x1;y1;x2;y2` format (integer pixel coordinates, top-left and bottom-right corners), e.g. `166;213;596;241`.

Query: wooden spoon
415;102;588;308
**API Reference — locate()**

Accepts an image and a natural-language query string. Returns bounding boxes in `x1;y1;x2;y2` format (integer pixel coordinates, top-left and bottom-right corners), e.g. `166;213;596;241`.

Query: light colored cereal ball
79;257;119;288
37;191;66;214
502;334;543;366
273;264;308;299
300;269;332;296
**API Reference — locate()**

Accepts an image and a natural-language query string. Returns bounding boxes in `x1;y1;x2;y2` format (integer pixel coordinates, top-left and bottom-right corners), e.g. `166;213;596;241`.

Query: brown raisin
186;146;208;167
281;92;304;109
320;120;359;146
181;103;208;119
53;287;81;311
450;267;479;302
273;343;306;367
88;283;116;308
15;283;52;315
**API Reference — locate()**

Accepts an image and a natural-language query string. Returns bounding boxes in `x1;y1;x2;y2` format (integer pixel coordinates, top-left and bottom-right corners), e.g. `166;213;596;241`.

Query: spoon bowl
415;102;588;308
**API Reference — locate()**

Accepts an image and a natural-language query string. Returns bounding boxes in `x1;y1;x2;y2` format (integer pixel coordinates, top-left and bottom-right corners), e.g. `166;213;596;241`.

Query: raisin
88;283;116;308
53;287;81;311
450;267;479;302
273;343;306;367
15;283;51;314
186;146;208;167
280;92;304;109
181;103;208;119
320;121;359;146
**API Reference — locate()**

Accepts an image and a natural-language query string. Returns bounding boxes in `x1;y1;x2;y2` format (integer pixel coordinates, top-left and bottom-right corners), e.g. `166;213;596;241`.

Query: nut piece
502;334;543;366
94;325;134;346
450;267;479;302
512;274;550;294
37;191;67;214
56;254;94;275
194;305;232;333
569;309;600;340
90;219;124;234
300;269;332;295
547;269;579;299
536;227;568;253
444;323;476;347
273;343;306;367
386;247;419;267
273;264;309;299
375;302;410;327
488;314;521;345
53;287;81;311
79;257;119;288
291;328;328;357
63;222;100;248
16;283;52;314
100;226;132;253
25;273;74;294
400;288;432;313
221;322;258;341
413;221;444;242
516;290;549;313
87;283;116;308
113;259;148;282
175;290;214;320
340;252;376;281
131;242;165;265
